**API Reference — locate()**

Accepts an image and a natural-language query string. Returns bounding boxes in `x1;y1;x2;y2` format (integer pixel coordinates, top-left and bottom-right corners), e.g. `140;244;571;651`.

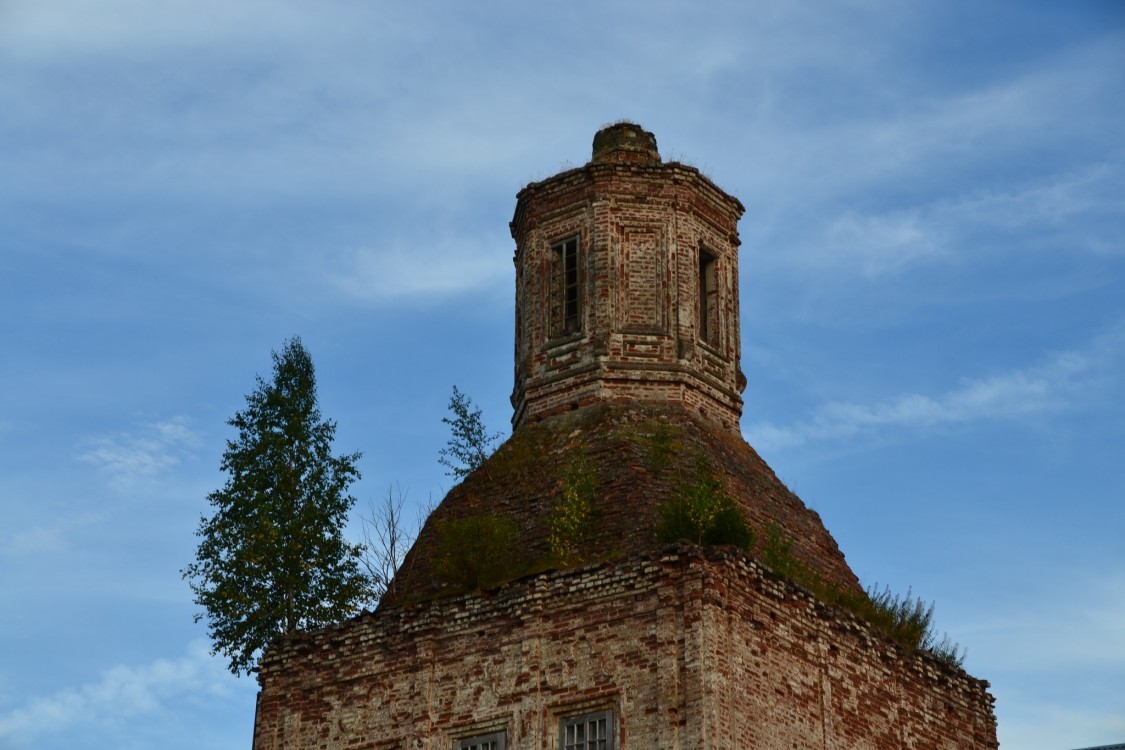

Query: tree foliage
182;338;370;676
438;385;501;481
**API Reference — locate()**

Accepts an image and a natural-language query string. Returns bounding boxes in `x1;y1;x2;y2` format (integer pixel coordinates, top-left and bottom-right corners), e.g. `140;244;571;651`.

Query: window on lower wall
560;709;613;750
454;730;506;750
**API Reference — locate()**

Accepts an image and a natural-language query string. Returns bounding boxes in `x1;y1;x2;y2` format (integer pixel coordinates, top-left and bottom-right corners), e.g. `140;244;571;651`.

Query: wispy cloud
746;32;1125;278
0;512;104;557
0;0;343;59
76;417;201;490
747;329;1121;451
326;232;512;303
850;33;1119;188
0;641;243;746
820;210;946;278
807;162;1125;279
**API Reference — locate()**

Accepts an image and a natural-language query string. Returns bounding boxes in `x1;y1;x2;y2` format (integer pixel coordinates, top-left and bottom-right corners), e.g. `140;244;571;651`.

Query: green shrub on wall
657;463;754;550
757;523;965;667
547;457;598;567
861;584;966;667
430;514;520;591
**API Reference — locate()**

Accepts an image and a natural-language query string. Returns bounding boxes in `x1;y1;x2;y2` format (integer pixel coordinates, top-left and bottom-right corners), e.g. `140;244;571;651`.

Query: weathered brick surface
391;402;861;601
254;546;997;749
510;123;746;433
251;124;997;750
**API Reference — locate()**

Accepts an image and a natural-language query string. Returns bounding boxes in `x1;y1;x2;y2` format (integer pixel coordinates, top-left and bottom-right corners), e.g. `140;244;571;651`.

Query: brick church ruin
252;123;998;749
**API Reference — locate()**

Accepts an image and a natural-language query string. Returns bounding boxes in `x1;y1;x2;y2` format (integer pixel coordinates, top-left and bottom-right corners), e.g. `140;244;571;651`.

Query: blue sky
1;1;1123;748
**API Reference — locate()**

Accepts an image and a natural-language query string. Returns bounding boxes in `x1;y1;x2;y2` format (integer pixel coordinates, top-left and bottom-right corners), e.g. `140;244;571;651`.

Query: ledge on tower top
591;121;661;165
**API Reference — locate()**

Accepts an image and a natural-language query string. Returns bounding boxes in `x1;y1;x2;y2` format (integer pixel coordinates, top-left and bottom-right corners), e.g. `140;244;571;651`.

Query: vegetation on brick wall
637;418;965;668
861;584;965;666
657;461;754;550
547;456;598;567
635;421;754;549
361;484;437;605
429;514;521;591
642;421;681;473
757;524;807;580
758;524;965;667
406;406;964;667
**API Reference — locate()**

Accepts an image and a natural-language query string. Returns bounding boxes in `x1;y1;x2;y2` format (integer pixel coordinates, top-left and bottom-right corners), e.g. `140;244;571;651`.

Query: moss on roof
387;402;859;606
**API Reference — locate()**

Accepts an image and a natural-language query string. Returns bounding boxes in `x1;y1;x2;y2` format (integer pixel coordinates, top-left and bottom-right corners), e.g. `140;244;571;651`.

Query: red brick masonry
510;124;746;433
254;545;997;750
253;124;997;750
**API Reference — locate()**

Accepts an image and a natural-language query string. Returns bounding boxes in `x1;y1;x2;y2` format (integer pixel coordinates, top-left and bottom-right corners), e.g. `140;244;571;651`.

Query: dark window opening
551;237;581;337
454;730;506;750
699;248;719;345
560;710;613;750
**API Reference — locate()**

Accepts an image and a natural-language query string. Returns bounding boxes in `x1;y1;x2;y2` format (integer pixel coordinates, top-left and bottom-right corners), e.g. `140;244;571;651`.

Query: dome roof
388;402;859;604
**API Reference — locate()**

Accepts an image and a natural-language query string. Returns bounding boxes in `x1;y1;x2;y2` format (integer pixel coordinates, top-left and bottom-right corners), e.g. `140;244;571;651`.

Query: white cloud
822;210;946;278
746;333;1116;451
0;512;104;557
809;162;1125;278
745;32;1125;278
0;0;344;59
326;233;512;303
76;416;201;490
0;641;241;746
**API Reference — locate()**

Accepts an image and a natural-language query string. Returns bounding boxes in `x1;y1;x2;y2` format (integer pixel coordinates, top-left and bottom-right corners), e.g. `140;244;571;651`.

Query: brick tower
511;123;746;432
252;124;998;750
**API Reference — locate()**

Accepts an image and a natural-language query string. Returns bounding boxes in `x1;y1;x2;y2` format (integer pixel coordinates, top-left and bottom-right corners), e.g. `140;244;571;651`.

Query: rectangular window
454;730;506;750
699;248;719;345
551;237;581;337
560;710;613;750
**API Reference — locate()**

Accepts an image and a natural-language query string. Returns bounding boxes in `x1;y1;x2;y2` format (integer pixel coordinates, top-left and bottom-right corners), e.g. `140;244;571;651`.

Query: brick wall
390;402;862;602
254;124;997;748
254;546;996;750
510;125;746;433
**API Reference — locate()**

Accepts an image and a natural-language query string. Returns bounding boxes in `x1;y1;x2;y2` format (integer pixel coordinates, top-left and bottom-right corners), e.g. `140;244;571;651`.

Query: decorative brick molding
511;123;746;433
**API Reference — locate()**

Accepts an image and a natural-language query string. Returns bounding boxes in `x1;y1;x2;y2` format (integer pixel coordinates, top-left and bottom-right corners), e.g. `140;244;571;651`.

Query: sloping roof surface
389;402;859;604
